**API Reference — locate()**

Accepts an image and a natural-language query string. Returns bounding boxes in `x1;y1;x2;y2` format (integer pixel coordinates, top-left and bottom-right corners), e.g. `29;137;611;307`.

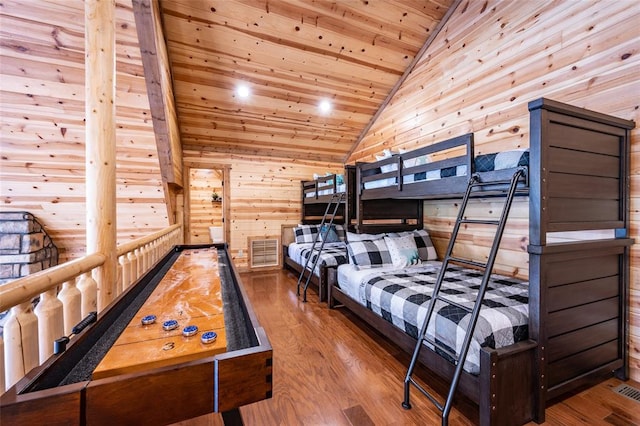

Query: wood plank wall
182;149;341;270
348;0;639;381
0;0;168;261
189;169;223;244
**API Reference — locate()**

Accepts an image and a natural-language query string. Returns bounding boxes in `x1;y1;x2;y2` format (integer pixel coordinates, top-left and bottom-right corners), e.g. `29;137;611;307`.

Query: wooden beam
132;0;183;223
343;0;463;163
85;0;117;311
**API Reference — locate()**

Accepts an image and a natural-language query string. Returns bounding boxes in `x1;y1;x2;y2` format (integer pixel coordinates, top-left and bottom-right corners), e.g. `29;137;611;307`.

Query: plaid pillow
413;229;437;260
346;239;392;270
294;224;320;244
334;224;346;241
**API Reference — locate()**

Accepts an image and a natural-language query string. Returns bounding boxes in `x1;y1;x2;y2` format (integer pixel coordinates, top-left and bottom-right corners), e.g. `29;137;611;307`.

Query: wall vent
249;238;279;269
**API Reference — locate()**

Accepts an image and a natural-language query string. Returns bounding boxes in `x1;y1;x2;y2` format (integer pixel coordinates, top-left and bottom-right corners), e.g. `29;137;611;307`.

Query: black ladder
296;192;345;302
402;167;526;425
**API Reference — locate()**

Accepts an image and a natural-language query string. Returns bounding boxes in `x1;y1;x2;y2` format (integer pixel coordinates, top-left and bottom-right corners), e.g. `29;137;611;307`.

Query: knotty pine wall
348;1;639;380
189;169;223;244
182;149;341;270
0;0;168;261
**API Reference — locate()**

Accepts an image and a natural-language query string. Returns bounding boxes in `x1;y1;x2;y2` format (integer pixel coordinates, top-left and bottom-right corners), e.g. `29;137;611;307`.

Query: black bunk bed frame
328;98;635;425
282;167;355;302
299;167;356;225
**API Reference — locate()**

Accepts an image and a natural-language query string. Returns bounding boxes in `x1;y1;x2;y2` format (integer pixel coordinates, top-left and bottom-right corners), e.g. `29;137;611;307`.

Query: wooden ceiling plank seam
343;0;462;163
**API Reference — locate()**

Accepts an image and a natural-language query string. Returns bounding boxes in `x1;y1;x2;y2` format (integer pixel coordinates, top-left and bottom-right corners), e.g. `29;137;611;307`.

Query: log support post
85;0;117;311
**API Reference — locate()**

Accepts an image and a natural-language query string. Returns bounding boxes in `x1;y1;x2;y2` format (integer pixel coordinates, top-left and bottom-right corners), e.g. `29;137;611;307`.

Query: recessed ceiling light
319;99;331;113
236;84;250;98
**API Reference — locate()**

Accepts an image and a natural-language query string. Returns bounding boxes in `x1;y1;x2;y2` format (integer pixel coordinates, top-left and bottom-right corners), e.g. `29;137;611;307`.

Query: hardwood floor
177;269;640;426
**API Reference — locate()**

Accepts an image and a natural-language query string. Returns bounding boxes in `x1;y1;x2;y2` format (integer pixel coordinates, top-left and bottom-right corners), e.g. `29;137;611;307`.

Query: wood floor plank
343;405;375;426
175;269;639;426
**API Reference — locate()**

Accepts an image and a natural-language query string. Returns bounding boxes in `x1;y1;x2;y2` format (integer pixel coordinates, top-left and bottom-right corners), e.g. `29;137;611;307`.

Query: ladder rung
409;377;444;412
460;219;500;225
448;256;487;269
422;335;459;363
470;178;514;187
436;294;473;314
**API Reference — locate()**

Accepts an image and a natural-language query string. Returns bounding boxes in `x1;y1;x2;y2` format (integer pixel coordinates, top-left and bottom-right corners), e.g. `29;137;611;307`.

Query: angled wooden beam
344;0;463;163
132;0;183;223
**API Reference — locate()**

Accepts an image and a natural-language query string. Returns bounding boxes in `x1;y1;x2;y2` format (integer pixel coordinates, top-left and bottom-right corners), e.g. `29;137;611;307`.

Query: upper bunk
300;166;356;226
356;132;530;202
352;97;634;241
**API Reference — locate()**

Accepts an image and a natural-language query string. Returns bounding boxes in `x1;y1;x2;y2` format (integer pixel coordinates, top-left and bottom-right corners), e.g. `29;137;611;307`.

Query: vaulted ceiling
158;0;455;164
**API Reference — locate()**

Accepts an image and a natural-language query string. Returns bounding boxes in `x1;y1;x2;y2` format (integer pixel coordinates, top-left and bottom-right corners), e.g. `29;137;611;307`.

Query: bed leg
327;269;336;308
319;268;327;303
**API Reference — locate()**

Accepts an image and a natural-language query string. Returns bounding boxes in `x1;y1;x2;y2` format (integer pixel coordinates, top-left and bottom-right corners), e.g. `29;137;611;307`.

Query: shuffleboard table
0;245;272;425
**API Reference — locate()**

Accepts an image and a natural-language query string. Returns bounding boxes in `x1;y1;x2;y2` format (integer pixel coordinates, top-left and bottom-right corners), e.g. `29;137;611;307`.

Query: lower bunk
328;262;537;426
282;224;349;302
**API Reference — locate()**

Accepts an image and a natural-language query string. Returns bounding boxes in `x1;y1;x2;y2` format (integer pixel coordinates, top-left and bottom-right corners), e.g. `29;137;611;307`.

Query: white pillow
347;231;385;242
384;235;422;268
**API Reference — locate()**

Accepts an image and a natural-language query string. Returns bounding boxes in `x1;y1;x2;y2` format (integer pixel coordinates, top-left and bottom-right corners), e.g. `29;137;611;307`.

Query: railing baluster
58;279;82;335
119;254;131;290
4;302;39;390
135;247;143;279
128;251;138;283
77;272;98;318
142;244;149;272
116;257;124;296
34;289;64;363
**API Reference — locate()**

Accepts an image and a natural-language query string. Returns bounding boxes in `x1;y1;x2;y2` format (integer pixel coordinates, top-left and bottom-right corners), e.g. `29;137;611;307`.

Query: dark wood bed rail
302;174;336;202
357;133;474;201
300;166;356;227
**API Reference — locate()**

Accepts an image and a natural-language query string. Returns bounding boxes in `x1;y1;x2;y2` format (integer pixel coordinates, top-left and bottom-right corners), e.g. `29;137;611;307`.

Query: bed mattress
305;183;346;197
336;262;529;374
288;242;348;275
363;149;529;190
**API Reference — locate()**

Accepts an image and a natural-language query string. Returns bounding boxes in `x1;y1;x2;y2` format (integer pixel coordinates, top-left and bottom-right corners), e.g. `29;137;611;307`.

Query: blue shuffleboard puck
162;319;179;331
182;325;198;337
201;331;217;344
141;314;156;325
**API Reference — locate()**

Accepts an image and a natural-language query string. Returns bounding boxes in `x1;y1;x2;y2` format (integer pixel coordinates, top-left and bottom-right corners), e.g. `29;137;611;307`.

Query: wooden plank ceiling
159;0;455;164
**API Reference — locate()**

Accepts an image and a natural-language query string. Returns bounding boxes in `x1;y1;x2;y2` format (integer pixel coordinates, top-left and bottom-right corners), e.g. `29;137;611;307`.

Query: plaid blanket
290;243;349;276
364;263;528;374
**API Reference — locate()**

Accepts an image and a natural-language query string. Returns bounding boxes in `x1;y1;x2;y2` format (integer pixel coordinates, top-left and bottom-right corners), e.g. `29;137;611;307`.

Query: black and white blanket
288;242;349;275
363;262;528;374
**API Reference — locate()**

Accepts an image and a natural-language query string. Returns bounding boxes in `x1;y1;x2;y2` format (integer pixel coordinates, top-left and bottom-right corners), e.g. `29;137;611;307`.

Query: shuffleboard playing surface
93;247;228;379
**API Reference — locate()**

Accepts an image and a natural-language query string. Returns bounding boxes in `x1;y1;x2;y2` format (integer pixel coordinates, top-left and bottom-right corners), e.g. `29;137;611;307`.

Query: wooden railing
0;224;182;394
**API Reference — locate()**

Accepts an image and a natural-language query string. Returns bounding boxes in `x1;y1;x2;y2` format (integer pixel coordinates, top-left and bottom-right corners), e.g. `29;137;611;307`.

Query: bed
282;223;349;302
300;166;355;226
283;167;356;302
354;132;531;235
329;98;635;425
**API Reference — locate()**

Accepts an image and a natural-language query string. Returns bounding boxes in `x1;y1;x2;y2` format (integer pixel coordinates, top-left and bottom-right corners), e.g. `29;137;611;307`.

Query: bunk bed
282;167;355;302
299;167;355;225
328;98;634;425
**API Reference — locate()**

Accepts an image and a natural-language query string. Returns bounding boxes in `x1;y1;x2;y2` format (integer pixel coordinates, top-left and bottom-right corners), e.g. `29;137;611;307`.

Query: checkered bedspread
364;262;529;374
290;243;349;275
